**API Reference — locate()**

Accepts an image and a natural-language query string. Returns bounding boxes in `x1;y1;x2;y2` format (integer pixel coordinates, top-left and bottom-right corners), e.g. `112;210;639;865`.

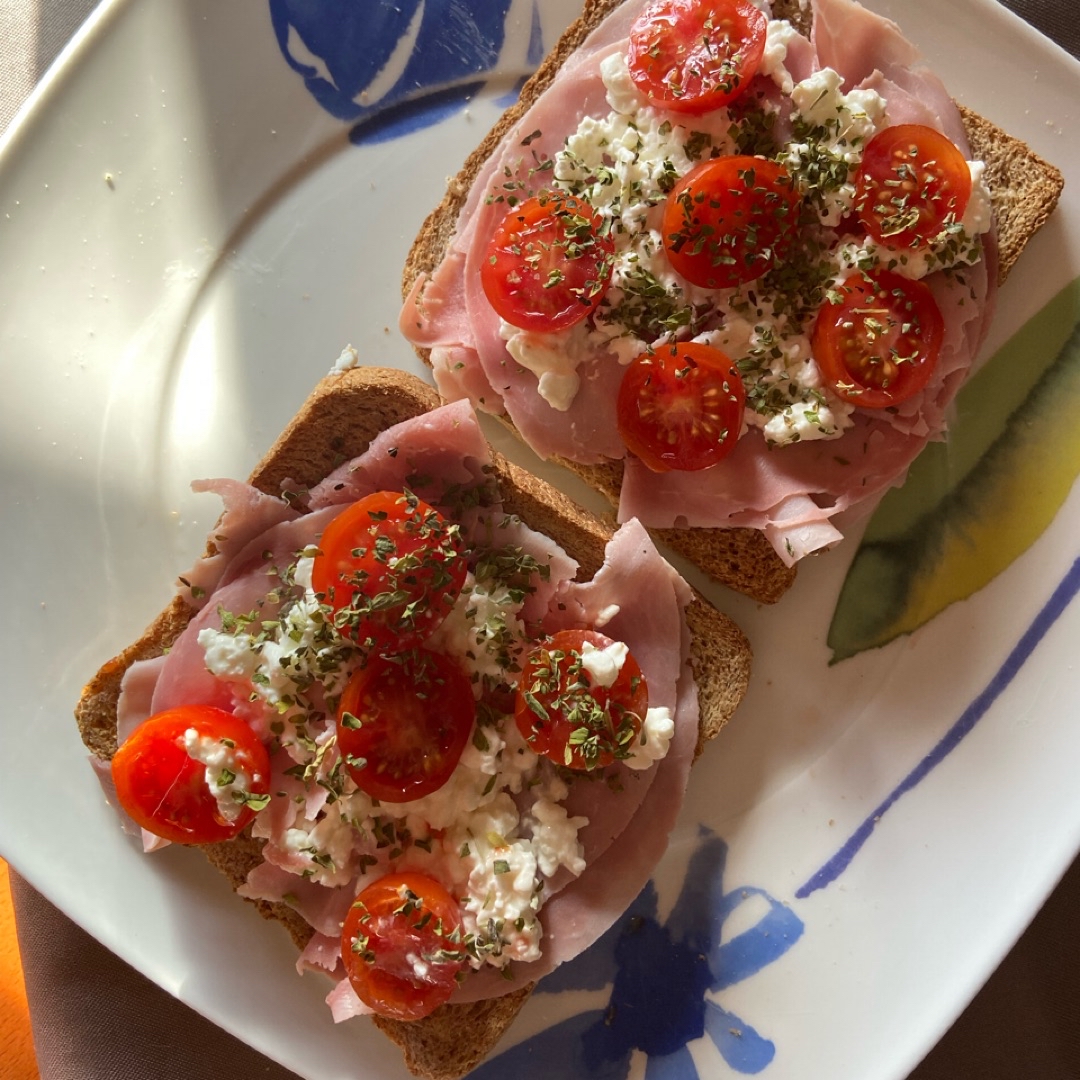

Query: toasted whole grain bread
75;365;751;1080
401;0;1064;606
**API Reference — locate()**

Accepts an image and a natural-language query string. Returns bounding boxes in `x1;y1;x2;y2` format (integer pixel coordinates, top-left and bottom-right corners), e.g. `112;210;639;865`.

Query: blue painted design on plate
472;830;804;1078
268;0;526;142
798;553;1080;899
347;82;485;146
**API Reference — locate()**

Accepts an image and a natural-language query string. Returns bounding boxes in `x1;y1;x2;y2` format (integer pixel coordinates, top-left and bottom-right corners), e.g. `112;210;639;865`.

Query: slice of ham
296;932;344;977
116;654;168;745
177;478;299;606
325;977;372;1022
238;862;356;939
400;0;999;563
307;398;491;513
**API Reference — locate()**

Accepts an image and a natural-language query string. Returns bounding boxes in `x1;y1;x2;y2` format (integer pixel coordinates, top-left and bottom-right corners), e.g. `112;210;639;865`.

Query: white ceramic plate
1;2;1078;1078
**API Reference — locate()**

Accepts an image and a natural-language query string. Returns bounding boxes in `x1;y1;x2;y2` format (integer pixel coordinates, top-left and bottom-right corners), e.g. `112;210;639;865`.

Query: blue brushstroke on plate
268;0;530;142
472;830;804;1078
346;82;485;146
798;553;1080;899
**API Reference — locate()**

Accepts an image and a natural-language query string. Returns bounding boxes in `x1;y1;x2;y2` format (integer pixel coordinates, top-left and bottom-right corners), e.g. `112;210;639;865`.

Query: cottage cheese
183;727;259;824
579;637;630;688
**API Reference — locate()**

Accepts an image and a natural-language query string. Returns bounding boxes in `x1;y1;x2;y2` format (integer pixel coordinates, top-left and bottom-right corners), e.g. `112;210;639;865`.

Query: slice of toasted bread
401;0;1064;605
75;365;751;1079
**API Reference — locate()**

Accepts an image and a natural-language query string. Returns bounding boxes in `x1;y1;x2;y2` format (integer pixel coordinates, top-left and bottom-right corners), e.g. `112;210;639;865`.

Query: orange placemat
1;859;40;1080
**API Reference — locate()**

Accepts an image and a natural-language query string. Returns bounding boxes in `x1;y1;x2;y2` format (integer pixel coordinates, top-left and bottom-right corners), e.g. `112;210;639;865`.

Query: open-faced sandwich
76;366;751;1079
400;0;1064;602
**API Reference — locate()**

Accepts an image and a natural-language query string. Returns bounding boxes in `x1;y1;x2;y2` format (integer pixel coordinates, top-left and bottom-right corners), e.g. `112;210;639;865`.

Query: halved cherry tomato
341;871;469;1021
854;124;972;249
617;342;745;472
627;0;767;114
337;648;475;803
111;705;270;845
663;156;799;289
812;271;944;408
515;629;648;771
481;191;614;332
311;491;465;650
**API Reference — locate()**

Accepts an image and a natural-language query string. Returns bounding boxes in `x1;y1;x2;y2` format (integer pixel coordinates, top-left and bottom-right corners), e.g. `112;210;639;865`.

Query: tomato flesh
663;156;799;289
515;629;648;771
481;191;614;332
337;648;475;803
111;705;270;845
854;124;972;249
311;491;465;650
617;342;746;472
628;0;767;114
812;271;944;408
341;872;468;1021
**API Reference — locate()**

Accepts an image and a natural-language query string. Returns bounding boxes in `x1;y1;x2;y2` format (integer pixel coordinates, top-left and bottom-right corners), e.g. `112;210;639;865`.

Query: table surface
3;1;1079;1078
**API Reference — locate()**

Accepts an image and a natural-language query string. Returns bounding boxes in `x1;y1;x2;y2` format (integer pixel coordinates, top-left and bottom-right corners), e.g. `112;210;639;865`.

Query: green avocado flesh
828;277;1080;663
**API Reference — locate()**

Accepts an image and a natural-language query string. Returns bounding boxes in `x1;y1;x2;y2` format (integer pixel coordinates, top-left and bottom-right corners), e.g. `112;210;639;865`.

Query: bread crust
401;0;1063;605
75;365;751;1078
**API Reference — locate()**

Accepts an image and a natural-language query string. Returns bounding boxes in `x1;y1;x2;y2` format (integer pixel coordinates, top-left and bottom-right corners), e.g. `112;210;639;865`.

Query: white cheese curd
592;603;621;628
527;794;589;878
579;638;629;689
281;799;360;888
783;69;888;227
963;161;994;235
330;344;360;373
599;49;648;118
198;630;259;685
568;53;738;230
199;555;352;754
698;317;853;446
760;397;847;446
445;795;545;966
623;706;676;771
426;571;530;692
183;727;257;824
760;19;802;95
499;319;593;412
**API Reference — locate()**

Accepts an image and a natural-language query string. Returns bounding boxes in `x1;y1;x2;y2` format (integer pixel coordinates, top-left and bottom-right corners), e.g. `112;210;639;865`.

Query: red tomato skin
111;706;270;845
514;629;648;771
337;648;475;803
617;342;746;472
854;124;972;249
662;157;799;289
812;271;944;408
628;0;767;114
311;491;465;651
341;872;468;1021
481;192;614;332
